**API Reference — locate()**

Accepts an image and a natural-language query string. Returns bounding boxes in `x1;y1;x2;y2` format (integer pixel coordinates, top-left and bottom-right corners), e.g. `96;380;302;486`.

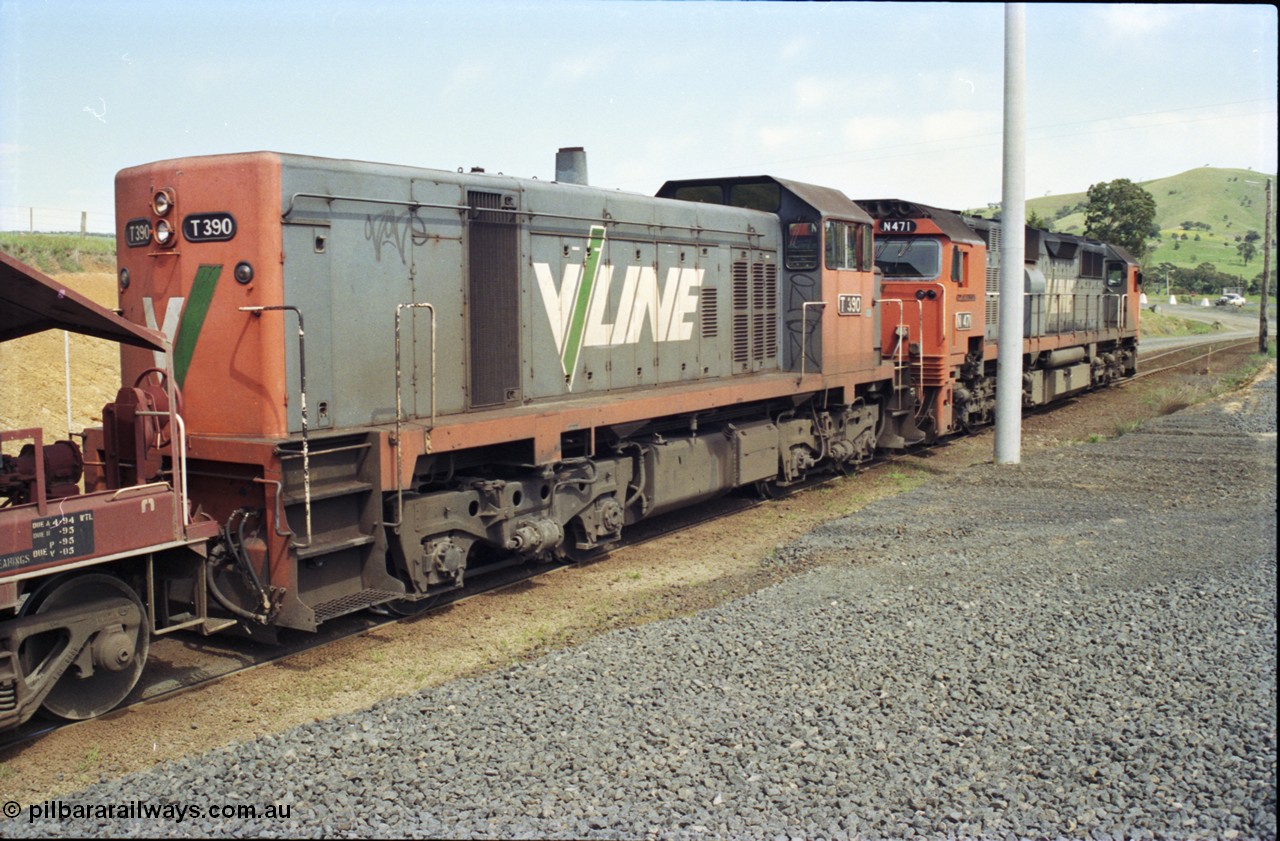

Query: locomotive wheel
753;479;785;500
18;574;150;721
381;593;446;617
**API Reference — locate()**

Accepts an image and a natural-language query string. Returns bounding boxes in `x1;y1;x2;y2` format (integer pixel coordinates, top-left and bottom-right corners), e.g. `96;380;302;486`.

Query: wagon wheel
133;367;184;448
19;574;150;721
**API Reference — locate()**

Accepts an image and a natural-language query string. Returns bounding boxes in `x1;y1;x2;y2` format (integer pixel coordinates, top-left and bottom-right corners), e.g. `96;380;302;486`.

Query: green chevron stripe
560;225;607;382
172;264;221;387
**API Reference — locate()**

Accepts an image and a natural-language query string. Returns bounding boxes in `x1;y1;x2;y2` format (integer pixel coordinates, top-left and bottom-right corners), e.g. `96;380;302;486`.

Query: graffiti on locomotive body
365;210;428;264
535;226;703;381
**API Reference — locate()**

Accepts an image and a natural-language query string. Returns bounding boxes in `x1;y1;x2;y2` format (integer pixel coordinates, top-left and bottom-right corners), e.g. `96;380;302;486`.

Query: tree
1027;209;1050;230
1238;229;1262;265
1083;178;1158;257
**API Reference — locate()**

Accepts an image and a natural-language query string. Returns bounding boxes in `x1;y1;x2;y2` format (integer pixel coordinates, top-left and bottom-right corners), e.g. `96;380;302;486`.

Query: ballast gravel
14;373;1276;839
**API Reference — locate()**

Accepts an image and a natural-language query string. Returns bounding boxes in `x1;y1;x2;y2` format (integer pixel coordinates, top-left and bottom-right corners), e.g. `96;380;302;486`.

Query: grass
0;231;116;273
74;745;101;774
1109;344;1275;439
1138;310;1221;338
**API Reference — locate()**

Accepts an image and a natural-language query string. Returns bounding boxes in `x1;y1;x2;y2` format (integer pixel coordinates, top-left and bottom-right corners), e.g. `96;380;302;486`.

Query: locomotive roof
856;199;985;246
0;249;167;350
657;175;872;224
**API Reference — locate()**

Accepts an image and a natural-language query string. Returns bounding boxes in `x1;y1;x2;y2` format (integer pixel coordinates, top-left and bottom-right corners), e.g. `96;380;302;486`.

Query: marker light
119;267;130;289
154;219;175;247
234;261;254;284
152;189;174;216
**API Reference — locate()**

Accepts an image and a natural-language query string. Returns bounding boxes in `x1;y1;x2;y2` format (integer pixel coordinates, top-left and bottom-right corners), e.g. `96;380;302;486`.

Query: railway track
0;490;771;753
1132;336;1263;379
1;332;1267;753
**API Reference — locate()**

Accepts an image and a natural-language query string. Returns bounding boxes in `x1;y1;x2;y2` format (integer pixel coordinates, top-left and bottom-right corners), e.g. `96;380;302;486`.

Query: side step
273;433;404;631
313;588;404;624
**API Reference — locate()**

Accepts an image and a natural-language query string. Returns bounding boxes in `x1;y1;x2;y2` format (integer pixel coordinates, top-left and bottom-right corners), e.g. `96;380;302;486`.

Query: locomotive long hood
0;250;167;349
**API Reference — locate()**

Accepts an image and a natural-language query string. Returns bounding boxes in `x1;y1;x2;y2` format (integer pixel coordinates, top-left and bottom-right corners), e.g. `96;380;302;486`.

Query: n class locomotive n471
0;150;1141;730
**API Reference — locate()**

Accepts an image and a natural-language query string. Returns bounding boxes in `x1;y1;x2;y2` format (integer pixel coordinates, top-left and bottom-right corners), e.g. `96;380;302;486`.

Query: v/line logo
139;264;221;387
535;226;704;386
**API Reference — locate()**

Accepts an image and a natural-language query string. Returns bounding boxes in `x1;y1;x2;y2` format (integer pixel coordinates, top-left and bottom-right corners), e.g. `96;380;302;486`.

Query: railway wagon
1;252;221;728
855;199;1141;439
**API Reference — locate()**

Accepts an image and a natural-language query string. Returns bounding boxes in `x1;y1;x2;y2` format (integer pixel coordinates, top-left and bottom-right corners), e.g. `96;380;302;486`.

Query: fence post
81;211;87;239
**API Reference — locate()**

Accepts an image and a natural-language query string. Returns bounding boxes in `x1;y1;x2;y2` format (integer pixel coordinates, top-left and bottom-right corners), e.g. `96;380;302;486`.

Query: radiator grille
467;191;520;407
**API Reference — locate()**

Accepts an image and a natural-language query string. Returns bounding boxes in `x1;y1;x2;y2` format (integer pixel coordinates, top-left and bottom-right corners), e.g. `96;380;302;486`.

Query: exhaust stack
555;147;588;186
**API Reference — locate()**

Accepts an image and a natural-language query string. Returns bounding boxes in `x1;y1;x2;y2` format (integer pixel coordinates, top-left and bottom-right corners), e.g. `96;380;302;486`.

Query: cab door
823;219;878;375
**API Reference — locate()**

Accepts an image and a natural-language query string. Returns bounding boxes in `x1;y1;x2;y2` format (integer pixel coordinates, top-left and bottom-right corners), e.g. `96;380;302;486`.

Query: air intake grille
700;287;718;338
732;259;777;367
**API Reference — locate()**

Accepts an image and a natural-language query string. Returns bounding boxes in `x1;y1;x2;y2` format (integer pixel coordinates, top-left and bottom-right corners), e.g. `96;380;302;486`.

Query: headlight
152;189;174;216
154;219;176;247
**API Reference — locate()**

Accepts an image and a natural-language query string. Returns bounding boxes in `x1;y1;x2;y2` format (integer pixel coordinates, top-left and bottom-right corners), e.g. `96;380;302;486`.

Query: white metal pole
64;331;73;439
1262;180;1272;354
995;3;1026;465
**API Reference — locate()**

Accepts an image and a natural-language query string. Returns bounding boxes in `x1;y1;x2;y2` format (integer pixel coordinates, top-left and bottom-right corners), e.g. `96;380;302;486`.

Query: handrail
133;409;190;528
388;302;436;531
877;298;908;391
240;305;312;548
0;428;47;515
282;192;764;239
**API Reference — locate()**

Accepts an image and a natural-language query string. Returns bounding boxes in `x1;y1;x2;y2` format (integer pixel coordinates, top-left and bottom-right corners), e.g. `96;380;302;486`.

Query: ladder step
282;479;374;506
296;532;376;560
277;441;373;460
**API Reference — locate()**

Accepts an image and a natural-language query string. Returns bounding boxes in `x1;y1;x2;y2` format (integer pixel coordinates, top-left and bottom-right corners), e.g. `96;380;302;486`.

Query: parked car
1215;293;1246;307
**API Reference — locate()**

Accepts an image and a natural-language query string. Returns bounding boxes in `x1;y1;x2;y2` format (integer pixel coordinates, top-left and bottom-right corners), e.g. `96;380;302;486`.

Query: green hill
975;167;1274;281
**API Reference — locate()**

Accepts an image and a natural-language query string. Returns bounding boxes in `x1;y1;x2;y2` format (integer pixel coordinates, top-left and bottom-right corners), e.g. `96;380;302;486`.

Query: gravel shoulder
4;357;1274;838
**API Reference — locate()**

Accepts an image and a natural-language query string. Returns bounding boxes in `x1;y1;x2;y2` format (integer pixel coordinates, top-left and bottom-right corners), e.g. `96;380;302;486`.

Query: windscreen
873;237;941;280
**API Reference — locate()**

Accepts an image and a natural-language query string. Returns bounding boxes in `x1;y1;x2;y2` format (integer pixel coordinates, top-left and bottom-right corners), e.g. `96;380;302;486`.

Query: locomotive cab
858;199;988;440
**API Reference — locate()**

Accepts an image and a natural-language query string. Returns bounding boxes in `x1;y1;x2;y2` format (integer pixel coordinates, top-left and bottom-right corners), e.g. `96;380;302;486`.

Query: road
1140;299;1274;353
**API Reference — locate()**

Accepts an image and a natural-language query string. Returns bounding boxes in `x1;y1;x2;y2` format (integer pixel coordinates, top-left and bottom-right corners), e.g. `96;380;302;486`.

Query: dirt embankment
0;273;120;443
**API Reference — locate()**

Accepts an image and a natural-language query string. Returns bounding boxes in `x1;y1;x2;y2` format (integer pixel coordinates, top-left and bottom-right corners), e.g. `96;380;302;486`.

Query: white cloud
1095;4;1188;37
792;76;833;112
757;124;812;154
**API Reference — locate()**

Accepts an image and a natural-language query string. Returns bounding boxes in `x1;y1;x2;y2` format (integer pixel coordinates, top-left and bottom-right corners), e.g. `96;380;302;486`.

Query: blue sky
1;1;1276;233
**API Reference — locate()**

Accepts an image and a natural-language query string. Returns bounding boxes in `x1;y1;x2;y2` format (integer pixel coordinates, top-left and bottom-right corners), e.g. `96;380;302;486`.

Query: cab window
1105;262;1126;290
785;222;820;270
874;238;942;280
729;182;782;212
824;220;874;271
